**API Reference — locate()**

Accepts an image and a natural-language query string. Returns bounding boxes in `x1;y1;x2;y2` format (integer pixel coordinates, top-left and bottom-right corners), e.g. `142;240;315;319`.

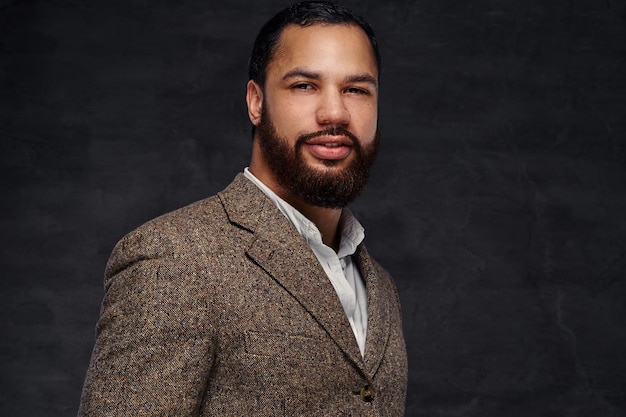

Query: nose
315;90;350;127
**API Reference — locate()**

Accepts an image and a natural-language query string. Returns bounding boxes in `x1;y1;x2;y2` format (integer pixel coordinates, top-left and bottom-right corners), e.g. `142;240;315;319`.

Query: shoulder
104;174;274;282
356;244;394;283
123;193;225;250
109;173;258;265
104;194;229;279
136;193;226;240
356;243;403;307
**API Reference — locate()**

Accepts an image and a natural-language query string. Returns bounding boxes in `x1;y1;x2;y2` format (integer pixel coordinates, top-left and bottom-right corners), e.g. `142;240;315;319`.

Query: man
78;1;407;416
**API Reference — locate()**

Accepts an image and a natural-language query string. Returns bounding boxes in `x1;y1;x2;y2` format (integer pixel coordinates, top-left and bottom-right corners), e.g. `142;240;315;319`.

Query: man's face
247;23;380;208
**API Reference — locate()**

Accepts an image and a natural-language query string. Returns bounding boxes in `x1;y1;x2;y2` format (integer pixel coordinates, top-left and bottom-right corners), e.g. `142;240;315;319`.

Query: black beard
256;108;380;209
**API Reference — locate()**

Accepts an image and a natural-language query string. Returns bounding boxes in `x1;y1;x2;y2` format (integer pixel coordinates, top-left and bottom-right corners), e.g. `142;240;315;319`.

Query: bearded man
78;2;407;416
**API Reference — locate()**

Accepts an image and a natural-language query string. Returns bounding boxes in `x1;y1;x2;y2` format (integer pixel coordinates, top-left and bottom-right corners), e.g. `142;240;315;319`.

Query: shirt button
360;385;375;402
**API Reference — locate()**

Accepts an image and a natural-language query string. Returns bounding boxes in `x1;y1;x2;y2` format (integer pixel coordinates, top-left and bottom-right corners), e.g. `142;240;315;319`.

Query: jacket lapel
218;174;365;370
355;245;392;378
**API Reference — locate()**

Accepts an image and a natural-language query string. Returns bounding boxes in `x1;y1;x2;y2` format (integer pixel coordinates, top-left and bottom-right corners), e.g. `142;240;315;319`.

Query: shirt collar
243;167;365;257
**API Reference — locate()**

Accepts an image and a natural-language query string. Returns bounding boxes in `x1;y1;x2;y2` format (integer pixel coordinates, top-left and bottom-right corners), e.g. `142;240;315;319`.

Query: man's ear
246;80;263;126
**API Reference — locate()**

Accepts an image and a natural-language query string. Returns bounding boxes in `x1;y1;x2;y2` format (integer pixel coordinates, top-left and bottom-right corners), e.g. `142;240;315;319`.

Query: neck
287;199;343;252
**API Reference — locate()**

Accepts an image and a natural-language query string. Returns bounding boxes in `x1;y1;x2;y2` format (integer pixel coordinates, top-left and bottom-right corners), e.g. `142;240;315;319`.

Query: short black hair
248;1;381;87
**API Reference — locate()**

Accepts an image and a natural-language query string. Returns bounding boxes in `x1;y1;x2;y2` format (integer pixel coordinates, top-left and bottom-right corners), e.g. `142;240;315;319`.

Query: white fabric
244;168;368;357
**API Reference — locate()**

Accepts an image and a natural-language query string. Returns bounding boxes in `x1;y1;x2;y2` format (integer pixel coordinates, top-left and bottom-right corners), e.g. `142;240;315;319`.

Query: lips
304;136;353;160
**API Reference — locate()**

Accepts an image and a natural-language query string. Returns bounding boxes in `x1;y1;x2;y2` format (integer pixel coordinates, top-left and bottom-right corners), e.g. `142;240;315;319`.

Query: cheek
266;96;312;132
356;104;378;141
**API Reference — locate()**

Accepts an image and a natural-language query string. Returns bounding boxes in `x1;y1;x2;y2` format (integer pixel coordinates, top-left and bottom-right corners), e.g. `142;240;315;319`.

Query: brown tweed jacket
78;173;407;417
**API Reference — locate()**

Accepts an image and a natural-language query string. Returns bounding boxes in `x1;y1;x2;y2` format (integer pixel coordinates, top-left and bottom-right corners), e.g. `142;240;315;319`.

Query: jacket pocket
244;330;331;362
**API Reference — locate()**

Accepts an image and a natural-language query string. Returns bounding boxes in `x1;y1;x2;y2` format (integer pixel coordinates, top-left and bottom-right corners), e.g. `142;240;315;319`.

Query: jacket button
360;385;375;402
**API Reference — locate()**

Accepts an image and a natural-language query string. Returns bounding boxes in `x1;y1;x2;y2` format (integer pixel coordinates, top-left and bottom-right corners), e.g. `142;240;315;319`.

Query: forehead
268;23;378;79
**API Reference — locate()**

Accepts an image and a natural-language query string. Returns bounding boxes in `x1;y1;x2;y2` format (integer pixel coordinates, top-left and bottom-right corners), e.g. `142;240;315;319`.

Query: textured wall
1;0;625;416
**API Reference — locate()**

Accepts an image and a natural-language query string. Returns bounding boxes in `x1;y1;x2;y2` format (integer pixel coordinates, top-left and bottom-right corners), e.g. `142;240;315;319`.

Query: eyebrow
282;68;378;88
346;74;378;87
282;68;321;81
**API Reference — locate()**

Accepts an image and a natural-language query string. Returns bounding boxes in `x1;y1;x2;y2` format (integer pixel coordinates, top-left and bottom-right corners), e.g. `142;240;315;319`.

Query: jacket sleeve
78;228;216;416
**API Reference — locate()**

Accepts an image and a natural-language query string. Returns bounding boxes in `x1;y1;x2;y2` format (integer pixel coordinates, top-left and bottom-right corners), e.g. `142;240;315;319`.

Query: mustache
296;127;360;146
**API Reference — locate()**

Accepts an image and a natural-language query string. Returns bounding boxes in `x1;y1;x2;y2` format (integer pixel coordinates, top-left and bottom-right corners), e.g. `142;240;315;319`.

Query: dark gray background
1;0;625;416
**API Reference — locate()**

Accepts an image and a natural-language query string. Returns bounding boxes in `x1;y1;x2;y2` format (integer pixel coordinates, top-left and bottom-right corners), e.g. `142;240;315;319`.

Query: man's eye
346;87;369;95
293;83;312;90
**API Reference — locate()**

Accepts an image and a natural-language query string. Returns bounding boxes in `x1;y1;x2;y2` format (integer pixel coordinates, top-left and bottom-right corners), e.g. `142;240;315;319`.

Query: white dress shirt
244;168;368;357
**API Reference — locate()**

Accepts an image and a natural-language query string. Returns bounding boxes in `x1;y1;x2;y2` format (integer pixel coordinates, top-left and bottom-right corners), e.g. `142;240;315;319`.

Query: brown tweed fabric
78;173;407;416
